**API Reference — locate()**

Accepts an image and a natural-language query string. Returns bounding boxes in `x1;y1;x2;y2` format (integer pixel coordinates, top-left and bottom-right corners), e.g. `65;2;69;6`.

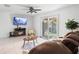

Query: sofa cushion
63;38;79;46
66;34;79;46
62;38;78;53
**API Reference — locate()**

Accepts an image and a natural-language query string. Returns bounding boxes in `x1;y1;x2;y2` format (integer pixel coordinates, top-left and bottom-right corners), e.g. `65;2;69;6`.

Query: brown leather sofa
28;31;79;54
29;41;72;54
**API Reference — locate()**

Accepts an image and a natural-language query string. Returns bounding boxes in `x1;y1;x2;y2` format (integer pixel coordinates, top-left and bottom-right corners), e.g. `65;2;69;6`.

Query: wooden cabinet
9;28;26;37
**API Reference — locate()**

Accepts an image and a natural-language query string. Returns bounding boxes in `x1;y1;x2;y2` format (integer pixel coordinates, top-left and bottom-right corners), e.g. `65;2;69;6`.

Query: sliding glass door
42;16;59;39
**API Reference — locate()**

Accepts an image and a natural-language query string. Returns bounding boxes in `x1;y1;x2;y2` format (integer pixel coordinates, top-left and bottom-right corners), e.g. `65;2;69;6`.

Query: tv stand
9;27;26;37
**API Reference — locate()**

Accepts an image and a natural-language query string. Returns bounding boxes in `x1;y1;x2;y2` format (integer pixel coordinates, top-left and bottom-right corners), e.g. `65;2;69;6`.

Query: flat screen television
13;17;27;25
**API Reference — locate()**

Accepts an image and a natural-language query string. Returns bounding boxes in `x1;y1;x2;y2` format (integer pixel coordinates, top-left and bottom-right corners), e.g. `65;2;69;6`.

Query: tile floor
0;36;48;54
0;36;79;54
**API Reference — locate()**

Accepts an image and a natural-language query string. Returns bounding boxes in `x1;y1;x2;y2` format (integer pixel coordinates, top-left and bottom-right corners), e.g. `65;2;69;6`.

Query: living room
0;4;79;54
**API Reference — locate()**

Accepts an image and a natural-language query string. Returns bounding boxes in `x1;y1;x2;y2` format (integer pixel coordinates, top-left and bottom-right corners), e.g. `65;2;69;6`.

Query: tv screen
13;17;27;25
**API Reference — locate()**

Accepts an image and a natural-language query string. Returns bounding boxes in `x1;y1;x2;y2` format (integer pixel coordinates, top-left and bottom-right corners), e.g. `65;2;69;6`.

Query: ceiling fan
26;7;41;13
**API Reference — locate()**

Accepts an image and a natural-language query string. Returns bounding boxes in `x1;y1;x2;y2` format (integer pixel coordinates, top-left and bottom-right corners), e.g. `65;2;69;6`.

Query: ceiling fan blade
27;11;33;13
27;11;30;13
34;11;37;13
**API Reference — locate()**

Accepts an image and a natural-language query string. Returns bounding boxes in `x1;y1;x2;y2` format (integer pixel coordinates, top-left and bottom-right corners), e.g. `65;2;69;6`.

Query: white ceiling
0;4;72;15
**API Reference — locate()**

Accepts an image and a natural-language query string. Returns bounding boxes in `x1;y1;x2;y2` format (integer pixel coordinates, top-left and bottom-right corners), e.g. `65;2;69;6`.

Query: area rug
22;42;35;50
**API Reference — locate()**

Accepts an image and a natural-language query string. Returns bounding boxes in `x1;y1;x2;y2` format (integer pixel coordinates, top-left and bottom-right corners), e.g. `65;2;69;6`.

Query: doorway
42;16;59;39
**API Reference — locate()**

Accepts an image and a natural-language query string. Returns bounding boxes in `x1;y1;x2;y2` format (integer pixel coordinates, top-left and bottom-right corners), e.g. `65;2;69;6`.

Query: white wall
1;5;79;38
33;5;79;37
0;12;33;38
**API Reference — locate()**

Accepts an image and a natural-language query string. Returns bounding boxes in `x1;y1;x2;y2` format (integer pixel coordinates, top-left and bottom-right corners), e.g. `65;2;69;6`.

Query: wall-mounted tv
13;17;27;25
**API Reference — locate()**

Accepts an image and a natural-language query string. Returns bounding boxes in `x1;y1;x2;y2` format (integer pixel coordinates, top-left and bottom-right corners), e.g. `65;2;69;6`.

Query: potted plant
65;19;79;32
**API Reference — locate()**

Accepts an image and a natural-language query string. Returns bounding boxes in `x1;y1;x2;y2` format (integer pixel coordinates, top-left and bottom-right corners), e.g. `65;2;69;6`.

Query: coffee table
22;36;38;48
